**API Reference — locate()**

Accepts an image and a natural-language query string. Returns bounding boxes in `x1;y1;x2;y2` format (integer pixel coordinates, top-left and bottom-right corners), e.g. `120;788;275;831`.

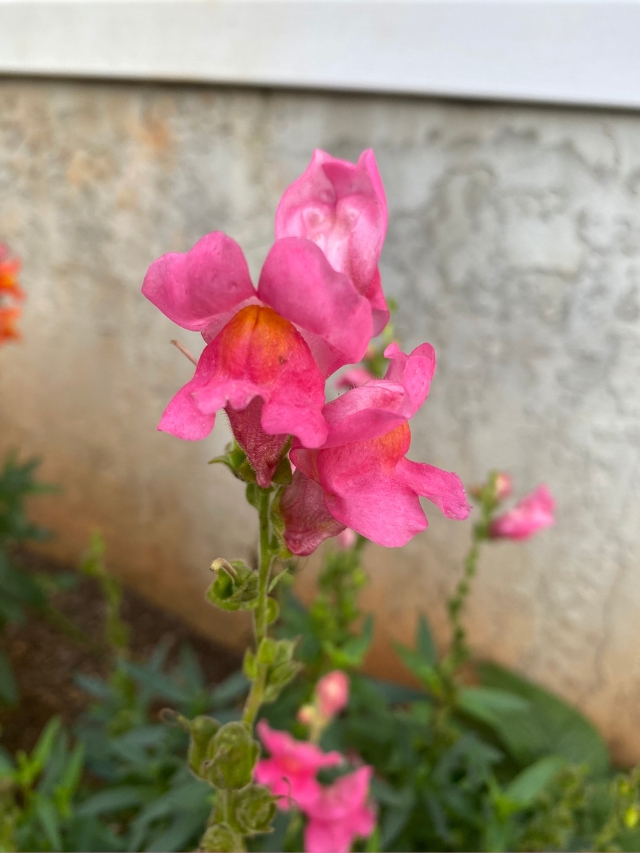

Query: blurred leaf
33;794;62;851
416;613;438;666
504;755;566;806
210;670;249;709
32;717;62;770
0;647;18;704
380;785;415;848
76;785;154;817
457;687;530;728
478;662;610;774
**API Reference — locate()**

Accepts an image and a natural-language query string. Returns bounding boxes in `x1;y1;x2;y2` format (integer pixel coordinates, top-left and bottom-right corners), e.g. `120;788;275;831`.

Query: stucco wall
1;78;639;762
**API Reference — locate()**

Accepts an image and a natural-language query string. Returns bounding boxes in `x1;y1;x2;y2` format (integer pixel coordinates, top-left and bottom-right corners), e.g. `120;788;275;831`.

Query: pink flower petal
397;458;471;520
257;720;343;771
489;484;555;540
322;343;436;448
276;149;389;333
258;237;372;376
276;149;387;293
142;232;254;331
160;306;328;474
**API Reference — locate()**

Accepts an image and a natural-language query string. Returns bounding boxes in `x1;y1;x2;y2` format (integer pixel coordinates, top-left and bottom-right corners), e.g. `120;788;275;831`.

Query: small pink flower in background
335;367;374;391
336;528;357;550
494;472;512;502
0;305;22;344
316;671;350;720
276;148;390;335
304;766;376;853
489;484;555;540
255;720;342;811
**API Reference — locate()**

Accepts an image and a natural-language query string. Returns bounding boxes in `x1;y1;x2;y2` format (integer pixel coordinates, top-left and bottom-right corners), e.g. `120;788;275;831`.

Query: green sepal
265;597;279;625
207;561;259;611
234;784;277;836
199;822;245;852
271;455;293;485
246;483;260;510
184;715;221;778
205;722;260;790
237;461;257;483
242;649;257;680
269;489;293;559
263;660;303;703
209;441;248;477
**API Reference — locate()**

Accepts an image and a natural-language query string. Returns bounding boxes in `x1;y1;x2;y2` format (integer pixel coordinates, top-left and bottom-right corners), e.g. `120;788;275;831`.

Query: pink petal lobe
158;343;218;440
258;237;372;376
190;304;328;456
397;458;471;520
276;148;389;330
280;470;346;556
142;232;254;331
318;424;429;546
322;343;436;448
489;484;555;540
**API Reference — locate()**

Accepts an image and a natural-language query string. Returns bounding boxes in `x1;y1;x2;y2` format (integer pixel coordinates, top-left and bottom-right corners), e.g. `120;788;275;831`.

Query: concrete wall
1;78;639;762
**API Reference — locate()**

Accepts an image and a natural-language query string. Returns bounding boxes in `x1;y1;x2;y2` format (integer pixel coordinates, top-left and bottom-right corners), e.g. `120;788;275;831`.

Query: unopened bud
297;704;316;727
494;472;512;502
316;670;349;720
336;528;357;550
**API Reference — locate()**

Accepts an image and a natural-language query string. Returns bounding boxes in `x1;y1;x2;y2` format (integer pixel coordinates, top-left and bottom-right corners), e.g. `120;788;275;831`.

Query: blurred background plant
0;480;638;852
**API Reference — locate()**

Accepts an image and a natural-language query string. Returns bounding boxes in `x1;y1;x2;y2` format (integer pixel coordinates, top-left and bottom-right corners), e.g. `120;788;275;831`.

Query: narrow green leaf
504;755;565;806
416;613;438;666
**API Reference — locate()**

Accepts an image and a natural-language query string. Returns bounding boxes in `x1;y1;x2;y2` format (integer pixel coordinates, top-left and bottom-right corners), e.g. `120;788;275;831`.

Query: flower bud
207;560;259;611
316;670;349;720
297;704;316;727
234;783;278;835
186;715;221;778
199;823;244;852
336;528;357;550
205;721;260;790
494;472;512;502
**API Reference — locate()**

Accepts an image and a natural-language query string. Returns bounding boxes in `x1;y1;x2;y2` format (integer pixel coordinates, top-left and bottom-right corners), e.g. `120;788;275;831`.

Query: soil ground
0;549;240;756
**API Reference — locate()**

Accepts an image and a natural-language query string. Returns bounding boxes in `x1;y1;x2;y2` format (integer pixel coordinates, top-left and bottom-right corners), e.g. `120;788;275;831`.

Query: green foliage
0;453;53;703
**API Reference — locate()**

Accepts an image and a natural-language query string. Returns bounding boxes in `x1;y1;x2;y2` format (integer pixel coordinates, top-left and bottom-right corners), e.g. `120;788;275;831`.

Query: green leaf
33;794;63;851
31;716;62;770
0;647;18;704
457;686;530;728
144;811;206;852
394;642;441;692
478;662;610;774
416;613;438;666
380;785;415;848
504;755;565;806
57;743;85;803
76;785;154;816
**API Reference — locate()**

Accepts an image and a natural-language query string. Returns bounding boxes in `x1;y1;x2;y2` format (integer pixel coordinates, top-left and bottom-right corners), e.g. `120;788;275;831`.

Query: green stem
242;487;274;728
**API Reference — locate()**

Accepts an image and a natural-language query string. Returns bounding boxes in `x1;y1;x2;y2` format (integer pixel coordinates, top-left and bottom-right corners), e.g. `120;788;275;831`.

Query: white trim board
1;1;640;109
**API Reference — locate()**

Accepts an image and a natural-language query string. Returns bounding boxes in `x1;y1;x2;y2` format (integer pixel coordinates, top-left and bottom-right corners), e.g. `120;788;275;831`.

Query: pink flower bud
297;704;316;727
494;472;512;501
316;671;349;720
336;528;357;550
489;484;555;541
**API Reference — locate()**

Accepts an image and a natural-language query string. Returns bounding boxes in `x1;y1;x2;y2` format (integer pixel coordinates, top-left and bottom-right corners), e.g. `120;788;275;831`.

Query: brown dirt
0;548;240;755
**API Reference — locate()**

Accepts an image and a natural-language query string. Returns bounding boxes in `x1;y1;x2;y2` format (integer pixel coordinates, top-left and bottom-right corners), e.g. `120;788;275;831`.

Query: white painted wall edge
1;1;640;109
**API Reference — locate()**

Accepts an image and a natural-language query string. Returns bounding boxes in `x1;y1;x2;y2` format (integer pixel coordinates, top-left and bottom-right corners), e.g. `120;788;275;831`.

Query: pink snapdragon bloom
280;343;470;554
143;234;374;486
304;766;376;853
276;149;390;335
255;720;343;811
489;484;555;540
316;671;350;720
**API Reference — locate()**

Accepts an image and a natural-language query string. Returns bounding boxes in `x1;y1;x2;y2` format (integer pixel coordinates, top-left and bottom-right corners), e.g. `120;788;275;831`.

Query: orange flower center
215;304;305;384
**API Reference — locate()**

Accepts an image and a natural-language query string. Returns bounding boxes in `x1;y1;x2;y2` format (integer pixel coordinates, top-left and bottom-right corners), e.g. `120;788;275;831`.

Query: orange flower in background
0;243;23;344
